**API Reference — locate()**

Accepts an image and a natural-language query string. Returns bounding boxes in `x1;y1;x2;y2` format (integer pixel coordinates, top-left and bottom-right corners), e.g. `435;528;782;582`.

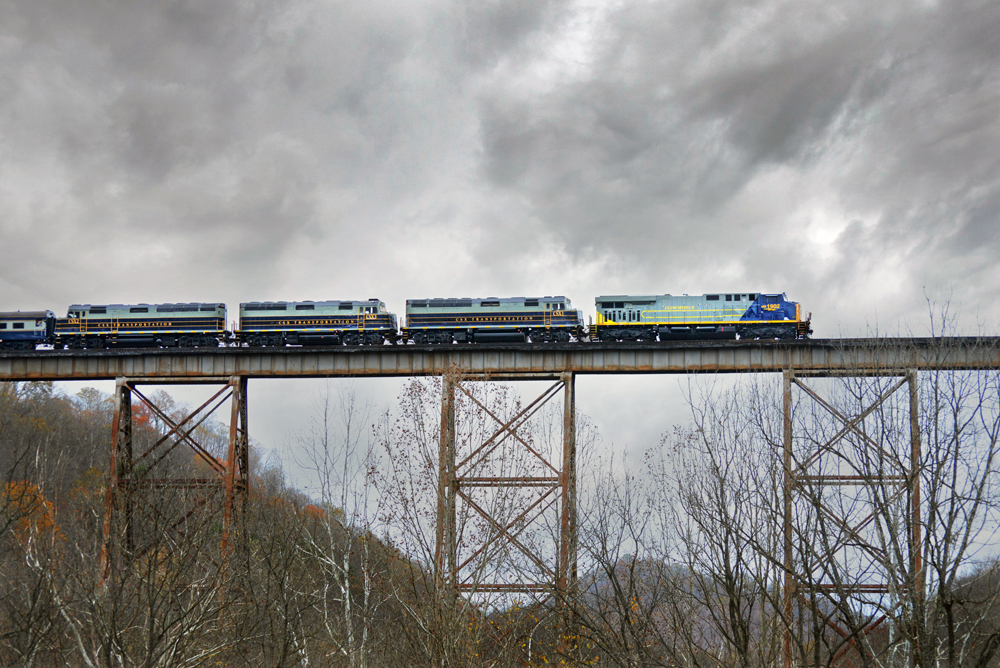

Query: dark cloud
0;0;996;335
0;0;429;303
468;0;1000;332
455;0;570;68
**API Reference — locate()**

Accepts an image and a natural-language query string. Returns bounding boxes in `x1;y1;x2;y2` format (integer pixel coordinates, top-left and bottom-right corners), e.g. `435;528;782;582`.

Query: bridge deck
1;338;998;380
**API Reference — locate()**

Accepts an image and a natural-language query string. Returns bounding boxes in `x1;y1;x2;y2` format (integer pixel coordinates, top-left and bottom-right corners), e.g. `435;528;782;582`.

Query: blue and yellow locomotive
592;292;811;341
403;296;585;344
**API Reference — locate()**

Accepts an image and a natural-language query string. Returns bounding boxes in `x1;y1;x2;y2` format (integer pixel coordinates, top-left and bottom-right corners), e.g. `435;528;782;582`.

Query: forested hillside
3;370;1000;668
0;381;468;666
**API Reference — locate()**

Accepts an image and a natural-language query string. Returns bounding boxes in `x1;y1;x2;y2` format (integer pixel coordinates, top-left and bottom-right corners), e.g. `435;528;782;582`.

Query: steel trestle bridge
4;336;999;663
1;337;998;380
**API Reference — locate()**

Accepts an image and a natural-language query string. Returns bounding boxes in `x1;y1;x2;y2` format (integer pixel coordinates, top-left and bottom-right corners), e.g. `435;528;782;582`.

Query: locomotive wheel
532;330;553;343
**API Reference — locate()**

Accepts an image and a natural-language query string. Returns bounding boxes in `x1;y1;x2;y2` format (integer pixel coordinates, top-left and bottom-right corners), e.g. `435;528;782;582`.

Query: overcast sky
2;0;999;480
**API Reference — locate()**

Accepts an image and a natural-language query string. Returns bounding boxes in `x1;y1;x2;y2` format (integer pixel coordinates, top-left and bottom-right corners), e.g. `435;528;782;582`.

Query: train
0;292;811;350
593;291;810;341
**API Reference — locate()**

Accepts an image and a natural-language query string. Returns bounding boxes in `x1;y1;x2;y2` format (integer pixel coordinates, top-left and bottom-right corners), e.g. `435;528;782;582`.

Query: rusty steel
434;375;458;612
464;584;553;592
101;378;134;583
460;476;561;487
2;337;1000;380
436;374;576;596
783;369;923;668
100;375;249;587
783;371;794;668
557;371;578;659
222;375;249;559
434;372;578;664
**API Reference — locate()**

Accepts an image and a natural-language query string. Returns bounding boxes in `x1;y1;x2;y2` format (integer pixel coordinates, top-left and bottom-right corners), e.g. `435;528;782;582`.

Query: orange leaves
2;481;63;544
304;504;327;520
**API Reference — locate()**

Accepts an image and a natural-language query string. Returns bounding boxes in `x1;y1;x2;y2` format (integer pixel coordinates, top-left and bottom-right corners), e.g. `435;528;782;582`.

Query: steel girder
100;375;249;586
782;369;923;668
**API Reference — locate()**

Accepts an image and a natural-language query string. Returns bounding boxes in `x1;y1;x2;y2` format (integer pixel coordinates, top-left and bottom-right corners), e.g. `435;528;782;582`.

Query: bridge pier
100;375;249;586
782;368;923;668
435;371;578;658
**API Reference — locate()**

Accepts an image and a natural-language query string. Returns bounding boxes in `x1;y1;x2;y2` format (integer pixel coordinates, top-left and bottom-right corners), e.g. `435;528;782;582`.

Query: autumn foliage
2;480;62;544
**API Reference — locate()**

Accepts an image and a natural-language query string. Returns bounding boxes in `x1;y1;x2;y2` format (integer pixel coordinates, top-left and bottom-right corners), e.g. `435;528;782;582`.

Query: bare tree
572;378;788;668
375;372;578;667
291;382;390;668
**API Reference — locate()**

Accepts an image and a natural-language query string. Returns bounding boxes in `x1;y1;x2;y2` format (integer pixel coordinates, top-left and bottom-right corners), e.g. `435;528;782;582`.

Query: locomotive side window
706;295;719;301
749;294;756;300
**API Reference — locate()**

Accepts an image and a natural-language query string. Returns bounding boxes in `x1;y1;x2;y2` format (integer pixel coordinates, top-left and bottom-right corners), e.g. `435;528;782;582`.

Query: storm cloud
1;0;998;330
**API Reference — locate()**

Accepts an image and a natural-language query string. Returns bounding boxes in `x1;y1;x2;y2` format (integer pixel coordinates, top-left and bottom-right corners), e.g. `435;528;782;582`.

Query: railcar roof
240;299;382;307
595;292;785;300
596;292;757;298
0;311;53;319
68;303;225;309
406;296;569;304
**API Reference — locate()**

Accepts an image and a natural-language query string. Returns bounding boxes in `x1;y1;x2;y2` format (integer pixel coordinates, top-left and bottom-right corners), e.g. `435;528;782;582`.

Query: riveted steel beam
783;369;923;668
100;375;249;589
